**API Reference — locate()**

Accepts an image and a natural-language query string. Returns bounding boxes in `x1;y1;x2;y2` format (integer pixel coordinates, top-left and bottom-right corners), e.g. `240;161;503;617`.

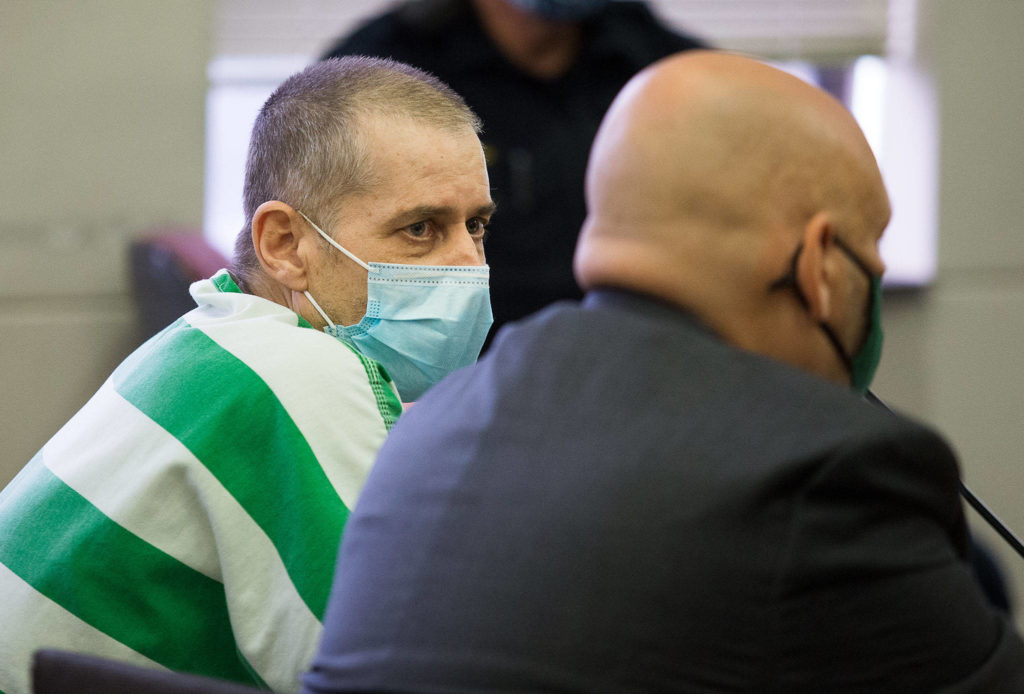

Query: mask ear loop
767;242;807;305
768;242;856;375
303;290;336;329
295;209;373;330
831;236;879;355
295;210;376;273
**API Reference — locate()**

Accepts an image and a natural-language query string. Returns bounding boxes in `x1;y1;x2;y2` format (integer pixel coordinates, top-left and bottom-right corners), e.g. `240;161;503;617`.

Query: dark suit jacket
303;289;1024;693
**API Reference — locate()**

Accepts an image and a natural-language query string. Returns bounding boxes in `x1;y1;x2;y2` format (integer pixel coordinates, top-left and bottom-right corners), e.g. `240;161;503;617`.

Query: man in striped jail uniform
0;57;495;694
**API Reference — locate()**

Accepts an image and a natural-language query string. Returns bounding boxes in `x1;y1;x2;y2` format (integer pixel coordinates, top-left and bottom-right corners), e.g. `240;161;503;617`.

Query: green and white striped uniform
0;271;402;694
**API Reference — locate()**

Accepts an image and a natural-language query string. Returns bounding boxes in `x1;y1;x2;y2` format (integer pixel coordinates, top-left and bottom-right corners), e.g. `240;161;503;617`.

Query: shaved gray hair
232;56;482;289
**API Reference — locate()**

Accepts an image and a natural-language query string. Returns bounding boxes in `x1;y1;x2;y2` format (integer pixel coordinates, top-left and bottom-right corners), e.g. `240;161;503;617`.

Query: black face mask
769;237;884;393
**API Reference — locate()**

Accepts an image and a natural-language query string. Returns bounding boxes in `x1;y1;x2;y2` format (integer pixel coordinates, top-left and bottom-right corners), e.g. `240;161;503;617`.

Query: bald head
574;51;890;379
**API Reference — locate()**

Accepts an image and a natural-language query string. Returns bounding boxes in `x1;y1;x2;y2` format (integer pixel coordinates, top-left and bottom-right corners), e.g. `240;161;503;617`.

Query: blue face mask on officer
503;0;611;21
298;211;493;402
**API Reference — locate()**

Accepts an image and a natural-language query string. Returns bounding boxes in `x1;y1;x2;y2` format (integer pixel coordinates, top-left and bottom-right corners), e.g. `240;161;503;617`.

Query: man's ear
251;201;311;292
795;212;833;322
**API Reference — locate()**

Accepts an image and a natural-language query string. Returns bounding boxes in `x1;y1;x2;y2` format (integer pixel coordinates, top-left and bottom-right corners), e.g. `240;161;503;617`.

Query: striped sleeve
0;276;402;694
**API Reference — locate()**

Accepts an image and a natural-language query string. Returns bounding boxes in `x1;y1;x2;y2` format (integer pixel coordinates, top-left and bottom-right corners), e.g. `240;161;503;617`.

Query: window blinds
214;0;892;62
653;0;889;61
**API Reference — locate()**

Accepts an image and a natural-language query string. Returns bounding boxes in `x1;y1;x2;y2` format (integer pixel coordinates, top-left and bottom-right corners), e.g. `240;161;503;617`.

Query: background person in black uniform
301;52;1024;693
322;0;705;342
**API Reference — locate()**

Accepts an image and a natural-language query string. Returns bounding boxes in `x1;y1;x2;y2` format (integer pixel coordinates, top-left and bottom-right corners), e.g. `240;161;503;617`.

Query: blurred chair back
130;231;229;341
32;649;264;694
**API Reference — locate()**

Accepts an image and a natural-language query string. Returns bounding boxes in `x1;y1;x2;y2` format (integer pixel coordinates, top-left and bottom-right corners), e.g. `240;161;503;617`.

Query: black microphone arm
959;482;1024;560
865;391;1024;561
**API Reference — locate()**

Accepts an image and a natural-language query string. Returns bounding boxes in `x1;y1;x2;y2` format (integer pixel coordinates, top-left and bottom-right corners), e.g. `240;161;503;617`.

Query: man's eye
406;221;429;238
467;218;488;236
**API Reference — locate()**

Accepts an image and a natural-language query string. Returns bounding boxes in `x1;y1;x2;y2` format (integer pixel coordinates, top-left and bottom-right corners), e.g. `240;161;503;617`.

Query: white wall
0;1;213;481
875;0;1024;620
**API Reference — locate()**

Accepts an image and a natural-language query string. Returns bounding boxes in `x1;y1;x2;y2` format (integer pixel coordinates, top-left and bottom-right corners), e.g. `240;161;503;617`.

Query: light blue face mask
504;0;610;21
298;211;493;402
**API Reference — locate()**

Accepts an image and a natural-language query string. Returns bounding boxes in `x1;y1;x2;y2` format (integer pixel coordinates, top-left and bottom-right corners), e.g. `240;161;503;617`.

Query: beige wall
2;0;1023;621
0;1;213;481
875;0;1024;620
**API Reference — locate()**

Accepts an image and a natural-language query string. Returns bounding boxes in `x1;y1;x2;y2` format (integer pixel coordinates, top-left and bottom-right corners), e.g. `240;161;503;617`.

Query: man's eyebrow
387;202;498;227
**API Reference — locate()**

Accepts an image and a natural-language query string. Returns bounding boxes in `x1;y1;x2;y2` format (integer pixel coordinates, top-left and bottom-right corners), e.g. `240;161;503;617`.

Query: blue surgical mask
503;0;610;21
299;211;493;401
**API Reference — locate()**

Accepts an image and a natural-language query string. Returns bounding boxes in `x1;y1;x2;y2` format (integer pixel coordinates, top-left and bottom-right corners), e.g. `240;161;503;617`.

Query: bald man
301;53;1024;693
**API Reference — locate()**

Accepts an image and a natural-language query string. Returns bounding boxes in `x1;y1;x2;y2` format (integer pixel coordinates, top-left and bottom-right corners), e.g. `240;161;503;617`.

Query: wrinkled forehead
355;105;479;142
338;114;490;205
362;112;482;164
